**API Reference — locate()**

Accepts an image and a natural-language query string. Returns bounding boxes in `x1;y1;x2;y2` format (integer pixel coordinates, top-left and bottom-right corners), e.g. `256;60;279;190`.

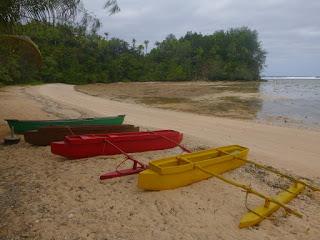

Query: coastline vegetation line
0;23;266;85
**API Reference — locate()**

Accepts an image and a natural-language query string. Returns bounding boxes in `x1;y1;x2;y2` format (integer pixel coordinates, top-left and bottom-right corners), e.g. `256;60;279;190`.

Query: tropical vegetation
0;1;266;85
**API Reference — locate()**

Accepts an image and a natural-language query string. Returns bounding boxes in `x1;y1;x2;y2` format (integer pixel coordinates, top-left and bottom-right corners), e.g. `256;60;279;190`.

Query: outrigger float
100;140;320;228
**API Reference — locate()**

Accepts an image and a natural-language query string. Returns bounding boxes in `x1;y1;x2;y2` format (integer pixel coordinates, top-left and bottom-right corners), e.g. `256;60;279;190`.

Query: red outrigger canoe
51;130;183;159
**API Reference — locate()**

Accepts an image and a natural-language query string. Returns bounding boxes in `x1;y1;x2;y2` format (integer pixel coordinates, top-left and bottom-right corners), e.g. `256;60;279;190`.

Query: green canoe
6;115;125;134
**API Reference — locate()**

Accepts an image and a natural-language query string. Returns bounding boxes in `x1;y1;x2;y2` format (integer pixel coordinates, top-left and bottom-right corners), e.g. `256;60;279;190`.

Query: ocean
258;77;320;128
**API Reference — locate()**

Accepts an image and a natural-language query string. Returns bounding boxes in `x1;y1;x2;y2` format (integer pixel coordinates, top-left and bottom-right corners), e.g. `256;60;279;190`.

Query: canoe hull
51;130;183;159
24;124;139;146
6;115;125;134
138;145;248;190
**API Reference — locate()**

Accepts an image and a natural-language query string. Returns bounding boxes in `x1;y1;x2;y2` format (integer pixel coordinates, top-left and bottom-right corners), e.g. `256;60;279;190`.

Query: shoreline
75;82;320;131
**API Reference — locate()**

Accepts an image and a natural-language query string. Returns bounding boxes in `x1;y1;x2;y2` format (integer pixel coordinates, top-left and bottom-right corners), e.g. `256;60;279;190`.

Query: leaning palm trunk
0;34;42;67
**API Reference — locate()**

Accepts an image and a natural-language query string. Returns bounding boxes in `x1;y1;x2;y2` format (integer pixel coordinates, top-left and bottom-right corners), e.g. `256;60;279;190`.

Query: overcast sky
83;0;320;76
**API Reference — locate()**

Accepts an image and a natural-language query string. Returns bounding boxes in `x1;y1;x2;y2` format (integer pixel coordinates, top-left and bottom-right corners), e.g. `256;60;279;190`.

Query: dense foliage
0;22;266;85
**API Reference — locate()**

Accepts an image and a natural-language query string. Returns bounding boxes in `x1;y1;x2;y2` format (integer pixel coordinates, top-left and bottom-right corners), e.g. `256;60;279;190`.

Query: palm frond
0;0;120;33
104;0;120;15
0;0;80;33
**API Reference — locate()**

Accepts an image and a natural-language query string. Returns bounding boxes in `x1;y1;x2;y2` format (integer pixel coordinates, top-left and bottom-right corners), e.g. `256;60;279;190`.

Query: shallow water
258;78;320;128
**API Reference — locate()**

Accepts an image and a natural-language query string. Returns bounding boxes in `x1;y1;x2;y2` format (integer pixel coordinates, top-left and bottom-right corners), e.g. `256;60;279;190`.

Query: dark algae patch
139;97;191;105
76;81;263;120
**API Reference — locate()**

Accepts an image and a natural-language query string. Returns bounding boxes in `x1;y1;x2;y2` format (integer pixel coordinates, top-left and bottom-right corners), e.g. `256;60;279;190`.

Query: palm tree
137;45;144;55
132;38;136;50
0;0;120;66
155;41;161;48
144;40;149;54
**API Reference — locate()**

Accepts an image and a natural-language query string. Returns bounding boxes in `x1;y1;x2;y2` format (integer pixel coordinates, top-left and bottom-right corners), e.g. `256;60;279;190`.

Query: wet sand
1;84;320;240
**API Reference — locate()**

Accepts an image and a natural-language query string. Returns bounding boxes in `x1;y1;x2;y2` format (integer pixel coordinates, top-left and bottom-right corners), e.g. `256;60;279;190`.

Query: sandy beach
1;84;320;240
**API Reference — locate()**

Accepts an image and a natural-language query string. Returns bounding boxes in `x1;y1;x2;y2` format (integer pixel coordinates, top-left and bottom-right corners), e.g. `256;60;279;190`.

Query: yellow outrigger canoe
137;144;319;228
138;145;248;190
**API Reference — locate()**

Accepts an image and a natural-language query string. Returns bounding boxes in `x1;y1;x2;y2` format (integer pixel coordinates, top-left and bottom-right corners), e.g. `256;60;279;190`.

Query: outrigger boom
99;131;190;180
99;138;147;180
236;156;320;192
